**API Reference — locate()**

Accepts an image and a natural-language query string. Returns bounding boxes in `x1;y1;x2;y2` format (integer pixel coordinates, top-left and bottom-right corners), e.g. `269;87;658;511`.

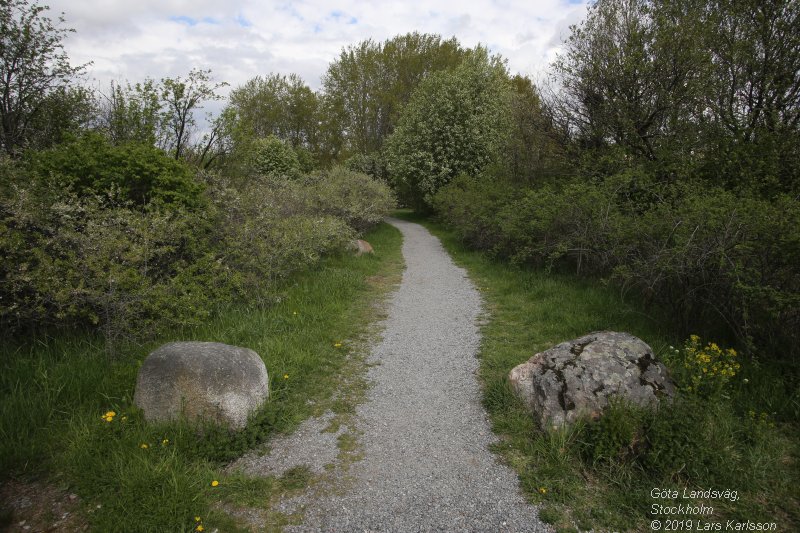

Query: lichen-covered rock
508;331;675;429
134;341;269;429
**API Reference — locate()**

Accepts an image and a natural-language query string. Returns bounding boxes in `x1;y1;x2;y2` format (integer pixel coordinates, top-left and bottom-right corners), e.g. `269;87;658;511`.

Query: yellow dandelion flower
334;342;343;348
195;516;202;522
196;526;204;532
105;411;116;418
140;443;149;449
283;374;289;380
103;415;114;422
162;439;169;446
211;480;219;487
539;487;547;494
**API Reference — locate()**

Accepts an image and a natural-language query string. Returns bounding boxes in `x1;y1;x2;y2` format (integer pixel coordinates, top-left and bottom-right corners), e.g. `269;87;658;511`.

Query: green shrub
310;166;395;233
249;135;301;178
0;167;220;346
432;171;800;360
24;132;204;208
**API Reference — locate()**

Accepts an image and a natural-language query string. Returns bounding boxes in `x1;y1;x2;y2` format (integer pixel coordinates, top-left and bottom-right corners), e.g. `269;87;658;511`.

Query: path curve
290;218;547;532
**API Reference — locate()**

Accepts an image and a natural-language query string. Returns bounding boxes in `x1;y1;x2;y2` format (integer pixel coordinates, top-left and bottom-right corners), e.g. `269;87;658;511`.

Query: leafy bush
678;335;741;397
249;135;301;178
24;132;204;208
433;172;800;359
310;166;395;233
1;154;394;347
207;173;354;300
0;165;220;347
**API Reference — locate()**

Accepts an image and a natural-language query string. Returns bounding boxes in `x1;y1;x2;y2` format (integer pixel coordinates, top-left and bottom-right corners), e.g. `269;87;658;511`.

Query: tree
98;79;163;146
225;73;319;149
385;48;512;209
161;68;227;160
552;0;708;171
0;0;86;155
700;0;800;194
323;33;466;156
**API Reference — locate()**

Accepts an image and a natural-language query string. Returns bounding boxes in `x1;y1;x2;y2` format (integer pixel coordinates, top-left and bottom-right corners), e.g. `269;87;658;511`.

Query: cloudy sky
46;0;590;97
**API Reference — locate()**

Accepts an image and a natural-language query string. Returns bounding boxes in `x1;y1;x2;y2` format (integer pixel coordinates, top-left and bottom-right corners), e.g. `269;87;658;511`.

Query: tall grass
0;222;403;532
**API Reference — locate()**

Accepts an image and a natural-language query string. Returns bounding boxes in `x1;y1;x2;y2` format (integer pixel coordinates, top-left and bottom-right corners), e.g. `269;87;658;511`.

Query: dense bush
249;135;302;178
309;166;396;233
433;172;800;358
0;155;393;347
25;133;204;208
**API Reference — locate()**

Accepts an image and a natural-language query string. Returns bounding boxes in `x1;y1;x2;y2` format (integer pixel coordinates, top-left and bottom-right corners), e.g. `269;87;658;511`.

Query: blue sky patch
235;14;252;27
170;15;198;26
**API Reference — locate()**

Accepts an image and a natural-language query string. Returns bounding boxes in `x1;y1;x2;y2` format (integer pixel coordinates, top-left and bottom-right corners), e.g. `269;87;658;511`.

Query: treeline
0;0;394;348
1;0;798;359
423;0;799;360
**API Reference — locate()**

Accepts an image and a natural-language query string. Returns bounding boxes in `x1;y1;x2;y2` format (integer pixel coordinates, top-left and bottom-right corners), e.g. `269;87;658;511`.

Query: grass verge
393;210;799;533
0;221;404;533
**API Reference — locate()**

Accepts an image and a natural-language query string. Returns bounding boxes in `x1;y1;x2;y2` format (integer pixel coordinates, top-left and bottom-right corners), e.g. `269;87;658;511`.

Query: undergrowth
0;221;404;532
394;210;799;532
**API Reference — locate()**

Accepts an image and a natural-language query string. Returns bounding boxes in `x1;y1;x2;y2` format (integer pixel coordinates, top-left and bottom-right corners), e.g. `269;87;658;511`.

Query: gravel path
286;218;548;532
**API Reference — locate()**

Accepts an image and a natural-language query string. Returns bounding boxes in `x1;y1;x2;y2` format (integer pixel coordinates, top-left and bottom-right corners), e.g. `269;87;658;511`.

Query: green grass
0;221;404;532
393;210;800;532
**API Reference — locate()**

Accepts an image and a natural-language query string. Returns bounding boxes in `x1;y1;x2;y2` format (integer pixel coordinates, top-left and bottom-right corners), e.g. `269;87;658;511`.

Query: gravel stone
286;218;548;533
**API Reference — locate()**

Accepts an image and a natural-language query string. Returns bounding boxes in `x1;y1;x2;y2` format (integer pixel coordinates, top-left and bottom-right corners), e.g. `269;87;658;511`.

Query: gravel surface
286;218;548;532
229;410;345;478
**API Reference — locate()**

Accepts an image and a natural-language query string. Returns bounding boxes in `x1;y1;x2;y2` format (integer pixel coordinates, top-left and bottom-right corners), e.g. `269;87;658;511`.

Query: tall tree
161;68;227;160
323;32;465;156
0;0;86;155
552;0;708;170
98;79;163;146
385;47;512;209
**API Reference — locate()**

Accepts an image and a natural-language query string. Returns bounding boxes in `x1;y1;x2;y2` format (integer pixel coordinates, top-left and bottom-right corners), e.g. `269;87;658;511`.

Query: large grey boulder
134;341;269;429
508;331;675;429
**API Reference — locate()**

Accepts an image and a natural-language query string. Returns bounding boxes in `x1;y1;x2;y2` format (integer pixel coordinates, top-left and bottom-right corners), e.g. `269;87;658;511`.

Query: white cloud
46;0;590;97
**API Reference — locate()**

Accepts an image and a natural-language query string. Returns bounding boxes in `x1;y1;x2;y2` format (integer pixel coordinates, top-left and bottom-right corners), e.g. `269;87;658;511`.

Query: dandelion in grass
140;443;149;449
334;342;343;348
162;438;169;446
195;516;201;522
211;480;219;487
283;374;289;380
196;525;204;532
539;487;547;494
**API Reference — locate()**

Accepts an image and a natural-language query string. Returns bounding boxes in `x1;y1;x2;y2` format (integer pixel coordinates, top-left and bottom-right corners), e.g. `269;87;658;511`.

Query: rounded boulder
134;341;269;429
508;331;675;429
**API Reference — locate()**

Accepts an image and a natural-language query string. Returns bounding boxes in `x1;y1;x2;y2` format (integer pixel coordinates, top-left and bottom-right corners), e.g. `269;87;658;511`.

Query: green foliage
2;147;393;347
310;166;396;233
99;79;163;146
323;32;466;156
24;132;204;207
385;48;513;209
397;213;799;530
226;73;319;150
433;172;800;359
0;222;404;531
248;135;302;178
0;0;86;155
